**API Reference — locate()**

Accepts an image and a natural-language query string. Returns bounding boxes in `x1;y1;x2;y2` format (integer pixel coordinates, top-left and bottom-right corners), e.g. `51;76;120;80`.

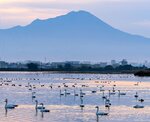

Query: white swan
109;90;115;96
35;100;45;109
32;92;36;99
80;89;86;97
5;99;18;109
95;106;108;116
80;97;85;108
139;99;144;103
100;86;105;92
102;92;107;99
118;90;126;96
64;89;71;95
134;92;138;98
133;104;144;108
105;98;111;108
74;90;79;96
40;103;50;112
60;89;64;96
91;90;97;93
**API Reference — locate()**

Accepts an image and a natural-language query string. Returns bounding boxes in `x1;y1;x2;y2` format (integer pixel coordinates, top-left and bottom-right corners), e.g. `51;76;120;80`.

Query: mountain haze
0;10;150;61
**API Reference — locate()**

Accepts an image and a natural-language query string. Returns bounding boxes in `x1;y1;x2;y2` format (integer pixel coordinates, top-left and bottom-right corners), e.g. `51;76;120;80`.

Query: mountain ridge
2;10;148;40
0;10;149;61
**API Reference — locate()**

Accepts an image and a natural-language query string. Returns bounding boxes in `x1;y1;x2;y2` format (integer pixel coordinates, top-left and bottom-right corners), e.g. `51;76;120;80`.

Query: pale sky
0;0;150;37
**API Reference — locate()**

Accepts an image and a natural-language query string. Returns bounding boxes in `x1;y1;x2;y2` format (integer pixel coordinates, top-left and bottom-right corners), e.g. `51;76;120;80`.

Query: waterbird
60;89;64;96
139;99;144;103
102;91;107;99
112;87;115;92
35;100;45;110
74;89;79;96
118;90;126;96
32;92;36;99
133;95;144;108
91;90;97;93
105;98;111;108
108;90;115;96
134;92;138;98
4;99;18;109
80;97;85;109
80;89;85;97
95;106;108;116
40;103;50;112
100;86;105;92
133;104;144;108
64;89;71;96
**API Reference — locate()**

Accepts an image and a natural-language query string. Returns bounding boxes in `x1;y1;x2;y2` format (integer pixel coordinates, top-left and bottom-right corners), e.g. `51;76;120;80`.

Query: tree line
0;62;149;75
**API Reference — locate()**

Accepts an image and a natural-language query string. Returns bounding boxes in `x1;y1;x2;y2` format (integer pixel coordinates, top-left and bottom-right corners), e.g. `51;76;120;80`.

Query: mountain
0;10;150;61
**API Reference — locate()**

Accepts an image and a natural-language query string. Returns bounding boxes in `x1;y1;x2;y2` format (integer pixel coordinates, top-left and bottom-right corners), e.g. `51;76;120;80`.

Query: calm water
0;72;150;122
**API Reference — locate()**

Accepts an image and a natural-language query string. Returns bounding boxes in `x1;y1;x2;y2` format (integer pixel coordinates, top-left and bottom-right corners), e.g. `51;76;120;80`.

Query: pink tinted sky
0;0;150;37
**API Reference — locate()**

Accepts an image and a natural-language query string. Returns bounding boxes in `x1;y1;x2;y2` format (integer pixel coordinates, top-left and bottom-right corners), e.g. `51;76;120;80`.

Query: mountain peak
0;10;149;61
66;10;98;19
30;10;93;25
26;10;108;30
67;10;92;15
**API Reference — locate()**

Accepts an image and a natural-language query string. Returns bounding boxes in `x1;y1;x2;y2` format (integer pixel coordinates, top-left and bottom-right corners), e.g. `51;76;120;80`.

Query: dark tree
64;63;73;70
27;63;39;71
104;65;114;70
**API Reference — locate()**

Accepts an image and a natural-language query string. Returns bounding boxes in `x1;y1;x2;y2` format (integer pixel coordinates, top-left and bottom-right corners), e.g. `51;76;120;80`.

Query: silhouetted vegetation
0;61;149;74
134;70;150;76
27;63;39;71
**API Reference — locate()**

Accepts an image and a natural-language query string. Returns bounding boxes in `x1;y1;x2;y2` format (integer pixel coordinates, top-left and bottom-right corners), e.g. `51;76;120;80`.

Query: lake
0;72;150;122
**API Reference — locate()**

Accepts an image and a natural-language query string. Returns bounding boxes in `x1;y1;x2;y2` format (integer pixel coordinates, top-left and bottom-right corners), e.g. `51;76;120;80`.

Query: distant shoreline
1;70;150;77
0;64;149;76
0;70;139;74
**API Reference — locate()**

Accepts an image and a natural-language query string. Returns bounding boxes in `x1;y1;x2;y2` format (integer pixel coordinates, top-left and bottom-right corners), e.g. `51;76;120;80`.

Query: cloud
0;7;68;28
0;0;140;10
0;1;94;28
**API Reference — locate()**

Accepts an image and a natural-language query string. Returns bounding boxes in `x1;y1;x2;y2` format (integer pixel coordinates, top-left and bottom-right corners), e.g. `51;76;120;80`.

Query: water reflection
5;108;8;117
41;111;44;118
0;73;150;122
96;115;99;122
35;108;38;116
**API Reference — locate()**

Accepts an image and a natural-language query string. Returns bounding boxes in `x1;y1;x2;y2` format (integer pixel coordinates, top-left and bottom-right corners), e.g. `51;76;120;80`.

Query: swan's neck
65;89;67;94
5;101;7;107
81;98;83;104
96;107;99;113
35;102;38;108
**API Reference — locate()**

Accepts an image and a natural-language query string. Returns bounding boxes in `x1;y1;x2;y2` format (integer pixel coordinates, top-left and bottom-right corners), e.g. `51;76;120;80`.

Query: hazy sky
0;0;150;37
